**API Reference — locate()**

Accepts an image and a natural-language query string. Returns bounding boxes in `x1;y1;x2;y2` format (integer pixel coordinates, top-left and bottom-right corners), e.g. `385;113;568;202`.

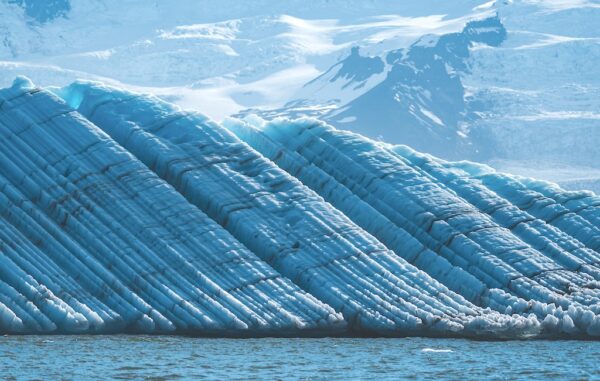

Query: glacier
1;76;600;337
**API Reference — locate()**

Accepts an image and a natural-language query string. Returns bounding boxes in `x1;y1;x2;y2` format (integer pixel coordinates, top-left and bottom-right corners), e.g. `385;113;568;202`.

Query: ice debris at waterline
0;78;598;337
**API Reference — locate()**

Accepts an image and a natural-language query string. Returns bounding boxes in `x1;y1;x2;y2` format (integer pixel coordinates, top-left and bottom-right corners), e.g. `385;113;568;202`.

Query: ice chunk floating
1;77;599;337
0;77;341;335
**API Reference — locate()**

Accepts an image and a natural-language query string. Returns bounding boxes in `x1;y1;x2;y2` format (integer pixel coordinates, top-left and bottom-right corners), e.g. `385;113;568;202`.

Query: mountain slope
2;1;597;179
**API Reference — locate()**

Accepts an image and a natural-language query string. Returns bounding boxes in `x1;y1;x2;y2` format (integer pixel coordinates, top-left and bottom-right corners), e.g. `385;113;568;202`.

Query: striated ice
1;77;599;337
225;115;600;336
0;77;342;335
58;80;537;337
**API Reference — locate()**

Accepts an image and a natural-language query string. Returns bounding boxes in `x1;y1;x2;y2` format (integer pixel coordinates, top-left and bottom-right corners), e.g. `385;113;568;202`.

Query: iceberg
0;77;342;335
225;116;600;336
1;76;599;337
59;80;535;337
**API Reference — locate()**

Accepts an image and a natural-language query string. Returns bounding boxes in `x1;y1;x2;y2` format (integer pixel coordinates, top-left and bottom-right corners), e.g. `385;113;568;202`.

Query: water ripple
0;336;599;380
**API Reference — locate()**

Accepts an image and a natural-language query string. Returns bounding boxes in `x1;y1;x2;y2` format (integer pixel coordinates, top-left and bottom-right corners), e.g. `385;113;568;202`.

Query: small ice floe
421;348;453;353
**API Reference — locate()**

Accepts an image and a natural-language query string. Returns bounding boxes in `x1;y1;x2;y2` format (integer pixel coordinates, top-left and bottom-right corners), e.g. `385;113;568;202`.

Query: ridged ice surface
2;77;600;337
226;117;600;336
0;77;342;335
57;80;543;338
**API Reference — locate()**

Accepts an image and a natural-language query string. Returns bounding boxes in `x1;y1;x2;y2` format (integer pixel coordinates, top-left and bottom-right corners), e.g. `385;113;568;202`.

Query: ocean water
1;336;599;380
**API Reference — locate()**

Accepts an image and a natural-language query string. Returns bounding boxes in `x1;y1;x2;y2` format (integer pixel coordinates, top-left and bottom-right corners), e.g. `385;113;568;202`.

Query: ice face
3;77;600;337
226;116;600;336
58;80;544;337
0;77;343;335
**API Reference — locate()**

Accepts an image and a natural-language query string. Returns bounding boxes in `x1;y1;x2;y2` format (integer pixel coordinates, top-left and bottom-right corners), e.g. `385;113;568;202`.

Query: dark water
1;336;599;380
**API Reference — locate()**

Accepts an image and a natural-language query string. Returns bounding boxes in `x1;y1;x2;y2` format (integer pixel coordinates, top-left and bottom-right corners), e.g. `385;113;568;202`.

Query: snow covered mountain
2;77;600;337
249;15;508;160
2;0;597;192
238;1;600;182
0;0;488;111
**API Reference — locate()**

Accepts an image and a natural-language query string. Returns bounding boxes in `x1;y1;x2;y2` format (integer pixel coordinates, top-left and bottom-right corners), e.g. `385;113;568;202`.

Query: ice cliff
1;77;600;337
